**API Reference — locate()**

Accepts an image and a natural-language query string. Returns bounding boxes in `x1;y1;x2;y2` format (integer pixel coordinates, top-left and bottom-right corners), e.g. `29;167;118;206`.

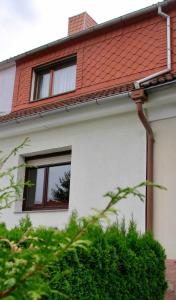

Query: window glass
26;168;37;208
53;64;76;95
25;167;44;208
47;164;71;204
33;58;76;100
24;154;71;210
34;168;45;204
38;72;50;99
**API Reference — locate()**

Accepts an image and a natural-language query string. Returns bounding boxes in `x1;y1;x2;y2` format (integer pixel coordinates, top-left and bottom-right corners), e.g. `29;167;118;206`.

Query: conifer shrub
45;215;167;300
0;214;167;300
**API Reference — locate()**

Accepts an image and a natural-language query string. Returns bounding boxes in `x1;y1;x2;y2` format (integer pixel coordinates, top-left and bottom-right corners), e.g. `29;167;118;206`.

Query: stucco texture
0;112;146;232
153;117;176;259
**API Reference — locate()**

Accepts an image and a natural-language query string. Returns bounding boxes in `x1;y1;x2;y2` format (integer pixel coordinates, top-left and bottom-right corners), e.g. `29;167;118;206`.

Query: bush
47;216;167;300
0;215;167;300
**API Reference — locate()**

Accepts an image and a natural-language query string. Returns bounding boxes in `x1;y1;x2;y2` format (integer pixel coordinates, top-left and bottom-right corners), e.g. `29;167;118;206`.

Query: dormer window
32;57;76;101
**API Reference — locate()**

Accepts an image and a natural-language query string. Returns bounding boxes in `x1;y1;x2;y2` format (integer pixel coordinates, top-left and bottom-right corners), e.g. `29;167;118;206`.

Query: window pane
34;168;45;204
47;164;71;206
25;168;44;208
25;169;37;208
38;72;50;99
53;64;76;95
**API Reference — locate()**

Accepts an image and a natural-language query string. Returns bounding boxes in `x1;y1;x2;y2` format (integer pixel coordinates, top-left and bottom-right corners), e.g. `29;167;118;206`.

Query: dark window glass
25;168;37;209
25;168;44;209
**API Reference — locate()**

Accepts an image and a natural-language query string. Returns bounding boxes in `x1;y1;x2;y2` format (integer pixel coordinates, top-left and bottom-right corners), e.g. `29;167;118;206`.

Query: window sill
15;208;69;214
31;89;76;103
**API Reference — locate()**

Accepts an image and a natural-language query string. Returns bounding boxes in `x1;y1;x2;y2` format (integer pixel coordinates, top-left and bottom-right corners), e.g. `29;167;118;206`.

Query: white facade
148;84;176;259
0;64;16;114
0;95;146;232
0;84;176;258
152;117;176;259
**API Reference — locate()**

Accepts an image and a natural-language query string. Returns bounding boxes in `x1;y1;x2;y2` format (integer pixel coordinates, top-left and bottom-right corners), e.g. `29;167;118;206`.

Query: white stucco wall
1;83;176;258
0;64;16;114
0;107;146;232
152;117;176;259
145;84;176;259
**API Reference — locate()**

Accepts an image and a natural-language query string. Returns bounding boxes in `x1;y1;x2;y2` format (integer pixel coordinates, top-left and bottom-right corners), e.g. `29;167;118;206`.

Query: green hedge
0;216;167;300
47;218;167;300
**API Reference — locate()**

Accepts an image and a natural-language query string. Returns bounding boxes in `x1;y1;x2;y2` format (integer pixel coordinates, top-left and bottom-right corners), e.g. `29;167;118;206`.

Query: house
0;0;176;284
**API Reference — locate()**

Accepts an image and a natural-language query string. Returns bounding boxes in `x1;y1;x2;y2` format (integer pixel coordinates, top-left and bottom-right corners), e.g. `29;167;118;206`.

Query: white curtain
38;72;50;99
34;168;44;204
53;64;76;95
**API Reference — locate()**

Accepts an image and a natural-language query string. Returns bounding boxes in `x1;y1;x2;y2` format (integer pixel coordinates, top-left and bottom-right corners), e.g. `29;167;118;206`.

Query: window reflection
47;164;70;204
26;167;44;208
24;161;71;210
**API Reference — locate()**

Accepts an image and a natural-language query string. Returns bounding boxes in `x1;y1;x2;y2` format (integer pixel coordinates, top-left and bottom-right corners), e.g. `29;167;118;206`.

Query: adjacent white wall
1;83;176;258
152;117;176;259
0;64;16;114
0;110;146;232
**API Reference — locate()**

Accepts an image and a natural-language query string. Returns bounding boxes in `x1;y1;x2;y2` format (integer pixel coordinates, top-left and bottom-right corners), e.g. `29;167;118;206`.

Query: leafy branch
0;138;31;210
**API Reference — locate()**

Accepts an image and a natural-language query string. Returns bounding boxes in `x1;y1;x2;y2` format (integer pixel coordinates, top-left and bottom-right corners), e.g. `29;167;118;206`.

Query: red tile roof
0;83;134;124
0;72;176;125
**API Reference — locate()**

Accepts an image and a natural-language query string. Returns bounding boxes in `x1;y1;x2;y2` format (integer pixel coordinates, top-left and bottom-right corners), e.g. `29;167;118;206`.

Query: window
23;152;71;210
33;57;76;100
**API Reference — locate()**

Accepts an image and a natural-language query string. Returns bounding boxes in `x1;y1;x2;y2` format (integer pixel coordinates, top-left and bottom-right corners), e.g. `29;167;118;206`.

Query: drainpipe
131;89;154;232
134;5;171;89
131;5;171;232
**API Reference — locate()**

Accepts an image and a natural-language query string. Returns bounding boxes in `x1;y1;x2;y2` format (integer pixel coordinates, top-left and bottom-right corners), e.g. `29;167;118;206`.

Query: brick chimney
68;12;97;35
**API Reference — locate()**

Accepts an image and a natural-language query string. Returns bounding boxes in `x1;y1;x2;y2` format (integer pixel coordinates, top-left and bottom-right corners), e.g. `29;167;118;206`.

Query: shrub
0;215;167;300
46;216;167;300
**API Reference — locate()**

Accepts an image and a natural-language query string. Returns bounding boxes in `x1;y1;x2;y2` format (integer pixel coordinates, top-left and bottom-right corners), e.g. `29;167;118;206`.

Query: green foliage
0;138;31;210
46;215;167;300
0;214;167;300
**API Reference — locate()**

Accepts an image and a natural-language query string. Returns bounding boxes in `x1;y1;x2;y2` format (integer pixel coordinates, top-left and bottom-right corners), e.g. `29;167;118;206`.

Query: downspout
134;6;171;89
131;89;154;232
131;5;171;232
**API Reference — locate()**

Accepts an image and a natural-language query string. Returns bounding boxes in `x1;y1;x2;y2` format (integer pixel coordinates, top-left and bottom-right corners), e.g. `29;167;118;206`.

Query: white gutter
134;5;171;89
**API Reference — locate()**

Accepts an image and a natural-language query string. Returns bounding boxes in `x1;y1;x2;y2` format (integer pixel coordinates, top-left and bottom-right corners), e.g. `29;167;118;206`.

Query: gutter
0;0;174;68
0;91;129;127
134;5;171;89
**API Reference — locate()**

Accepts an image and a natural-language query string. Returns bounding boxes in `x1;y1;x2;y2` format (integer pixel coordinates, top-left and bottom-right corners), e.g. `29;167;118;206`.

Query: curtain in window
38;72;50;99
34;168;45;204
53;64;76;95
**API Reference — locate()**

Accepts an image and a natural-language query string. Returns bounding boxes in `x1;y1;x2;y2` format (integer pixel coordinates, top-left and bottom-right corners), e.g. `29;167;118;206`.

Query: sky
0;0;159;62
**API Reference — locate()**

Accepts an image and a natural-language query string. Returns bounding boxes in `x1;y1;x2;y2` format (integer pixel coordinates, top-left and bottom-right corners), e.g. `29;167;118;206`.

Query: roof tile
0;72;176;124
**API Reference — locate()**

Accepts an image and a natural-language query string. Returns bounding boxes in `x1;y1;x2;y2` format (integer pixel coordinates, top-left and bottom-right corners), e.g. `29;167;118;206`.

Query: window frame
32;56;77;101
23;152;71;211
